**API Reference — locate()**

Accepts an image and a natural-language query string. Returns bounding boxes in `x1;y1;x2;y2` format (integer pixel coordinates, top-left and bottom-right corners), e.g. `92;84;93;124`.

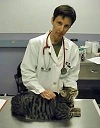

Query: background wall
0;0;100;34
0;48;25;95
0;0;100;95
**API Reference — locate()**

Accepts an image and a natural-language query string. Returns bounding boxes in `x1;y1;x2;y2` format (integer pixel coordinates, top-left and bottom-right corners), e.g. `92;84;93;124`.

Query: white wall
0;0;100;34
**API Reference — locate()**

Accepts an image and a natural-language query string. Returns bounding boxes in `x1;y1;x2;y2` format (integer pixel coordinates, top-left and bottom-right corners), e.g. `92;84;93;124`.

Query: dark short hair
53;5;76;25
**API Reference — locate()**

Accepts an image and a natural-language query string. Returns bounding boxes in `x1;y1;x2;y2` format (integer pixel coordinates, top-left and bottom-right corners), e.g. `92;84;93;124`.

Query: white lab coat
21;31;80;94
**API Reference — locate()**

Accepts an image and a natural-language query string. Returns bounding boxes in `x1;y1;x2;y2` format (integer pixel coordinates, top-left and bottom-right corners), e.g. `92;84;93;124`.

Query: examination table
0;96;100;128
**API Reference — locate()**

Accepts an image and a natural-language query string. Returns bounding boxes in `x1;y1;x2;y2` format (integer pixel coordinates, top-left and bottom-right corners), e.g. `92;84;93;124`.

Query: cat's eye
61;91;67;97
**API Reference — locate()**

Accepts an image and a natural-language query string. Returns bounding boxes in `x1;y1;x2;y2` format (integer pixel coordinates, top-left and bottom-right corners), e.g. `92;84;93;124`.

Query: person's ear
51;17;54;25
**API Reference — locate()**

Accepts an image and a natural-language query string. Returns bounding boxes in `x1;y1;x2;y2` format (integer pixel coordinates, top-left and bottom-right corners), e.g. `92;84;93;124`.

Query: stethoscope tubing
43;31;66;68
43;31;51;55
62;38;66;69
42;31;71;73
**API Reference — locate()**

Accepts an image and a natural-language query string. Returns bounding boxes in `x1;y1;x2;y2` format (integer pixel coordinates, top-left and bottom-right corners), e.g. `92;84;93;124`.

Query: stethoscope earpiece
41;67;51;72
48;68;51;71
41;67;44;71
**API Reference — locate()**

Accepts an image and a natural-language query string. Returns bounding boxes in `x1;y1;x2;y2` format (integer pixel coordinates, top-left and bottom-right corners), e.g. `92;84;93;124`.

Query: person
21;5;80;100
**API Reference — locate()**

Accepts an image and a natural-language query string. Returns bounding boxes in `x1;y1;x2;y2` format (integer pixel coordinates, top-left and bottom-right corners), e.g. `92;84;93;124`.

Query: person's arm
65;45;80;89
21;39;45;94
21;39;56;99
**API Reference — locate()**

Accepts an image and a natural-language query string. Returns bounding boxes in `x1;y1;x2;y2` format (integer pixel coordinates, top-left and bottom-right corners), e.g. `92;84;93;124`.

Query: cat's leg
71;107;81;117
54;103;73;120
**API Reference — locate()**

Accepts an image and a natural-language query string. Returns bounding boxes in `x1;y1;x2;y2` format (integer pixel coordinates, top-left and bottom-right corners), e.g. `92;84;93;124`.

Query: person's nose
59;25;64;32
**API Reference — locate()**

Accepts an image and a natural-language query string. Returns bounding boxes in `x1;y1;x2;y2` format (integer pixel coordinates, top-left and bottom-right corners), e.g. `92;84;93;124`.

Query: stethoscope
41;31;71;74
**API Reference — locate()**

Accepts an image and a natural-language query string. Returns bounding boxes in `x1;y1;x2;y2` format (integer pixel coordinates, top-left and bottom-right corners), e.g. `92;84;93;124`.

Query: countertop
0;96;100;128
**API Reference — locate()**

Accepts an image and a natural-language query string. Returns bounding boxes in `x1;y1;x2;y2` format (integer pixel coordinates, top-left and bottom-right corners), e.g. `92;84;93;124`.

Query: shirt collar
45;31;69;50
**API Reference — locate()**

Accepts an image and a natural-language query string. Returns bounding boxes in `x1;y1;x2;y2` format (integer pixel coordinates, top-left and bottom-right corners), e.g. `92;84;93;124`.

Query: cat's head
59;87;78;101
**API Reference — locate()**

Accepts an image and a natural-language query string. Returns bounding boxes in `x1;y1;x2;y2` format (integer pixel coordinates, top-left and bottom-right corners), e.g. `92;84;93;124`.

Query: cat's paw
71;108;81;117
72;107;81;112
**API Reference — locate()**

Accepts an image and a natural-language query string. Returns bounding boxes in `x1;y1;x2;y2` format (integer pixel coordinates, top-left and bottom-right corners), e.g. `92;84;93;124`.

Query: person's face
51;16;72;42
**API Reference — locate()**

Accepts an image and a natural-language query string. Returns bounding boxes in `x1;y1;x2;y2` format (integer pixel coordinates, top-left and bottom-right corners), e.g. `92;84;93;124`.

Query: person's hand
40;90;56;100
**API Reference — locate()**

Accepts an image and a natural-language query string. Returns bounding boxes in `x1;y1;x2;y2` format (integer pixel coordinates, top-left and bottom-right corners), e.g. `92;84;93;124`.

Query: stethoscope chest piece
42;31;69;74
61;67;67;75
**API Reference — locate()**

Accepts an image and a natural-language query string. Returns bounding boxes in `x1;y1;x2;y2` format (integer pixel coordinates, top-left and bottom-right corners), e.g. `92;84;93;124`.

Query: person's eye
65;25;70;29
57;21;62;25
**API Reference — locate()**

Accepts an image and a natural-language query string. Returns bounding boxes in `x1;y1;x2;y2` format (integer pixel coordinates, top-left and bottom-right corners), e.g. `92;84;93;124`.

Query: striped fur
11;87;81;121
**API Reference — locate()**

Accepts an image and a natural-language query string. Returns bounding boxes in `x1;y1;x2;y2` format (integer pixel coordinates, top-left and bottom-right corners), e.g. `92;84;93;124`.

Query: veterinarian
21;5;80;100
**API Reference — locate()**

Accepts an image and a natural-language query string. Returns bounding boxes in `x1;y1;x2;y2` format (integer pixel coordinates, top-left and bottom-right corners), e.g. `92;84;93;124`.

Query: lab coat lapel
49;46;58;64
49;44;66;65
47;36;57;64
57;45;63;65
58;38;68;65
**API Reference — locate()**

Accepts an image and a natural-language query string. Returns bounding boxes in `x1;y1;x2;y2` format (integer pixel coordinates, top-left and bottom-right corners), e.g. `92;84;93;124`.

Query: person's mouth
57;33;63;37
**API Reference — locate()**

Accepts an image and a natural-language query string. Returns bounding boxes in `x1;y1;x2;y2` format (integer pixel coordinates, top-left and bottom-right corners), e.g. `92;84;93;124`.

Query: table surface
0;97;100;128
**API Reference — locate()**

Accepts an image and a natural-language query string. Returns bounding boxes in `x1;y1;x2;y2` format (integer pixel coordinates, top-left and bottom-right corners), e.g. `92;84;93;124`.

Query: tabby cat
11;87;81;121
